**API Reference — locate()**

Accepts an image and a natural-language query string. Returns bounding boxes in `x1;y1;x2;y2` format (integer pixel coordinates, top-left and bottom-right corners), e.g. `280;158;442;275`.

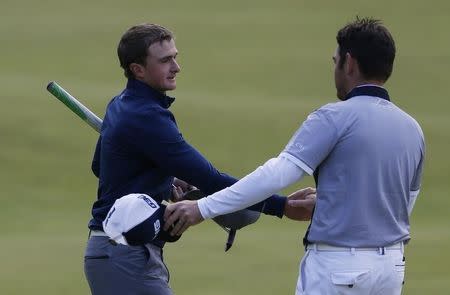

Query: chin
164;81;177;91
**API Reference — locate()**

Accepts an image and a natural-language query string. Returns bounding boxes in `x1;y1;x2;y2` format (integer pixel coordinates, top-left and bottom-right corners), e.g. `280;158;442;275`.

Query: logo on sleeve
294;142;305;152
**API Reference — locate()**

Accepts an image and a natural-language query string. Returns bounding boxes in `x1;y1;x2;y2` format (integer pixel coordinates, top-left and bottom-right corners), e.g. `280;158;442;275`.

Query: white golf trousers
296;243;405;295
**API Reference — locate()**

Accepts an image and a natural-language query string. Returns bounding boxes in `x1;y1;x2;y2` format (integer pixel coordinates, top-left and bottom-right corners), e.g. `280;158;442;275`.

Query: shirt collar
344;84;390;101
126;79;176;108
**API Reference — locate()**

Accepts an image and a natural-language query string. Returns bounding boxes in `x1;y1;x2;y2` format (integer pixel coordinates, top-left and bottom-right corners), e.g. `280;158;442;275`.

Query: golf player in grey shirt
164;17;425;295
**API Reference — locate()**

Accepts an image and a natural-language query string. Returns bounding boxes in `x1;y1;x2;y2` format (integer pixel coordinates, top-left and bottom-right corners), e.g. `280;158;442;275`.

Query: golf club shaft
47;81;102;132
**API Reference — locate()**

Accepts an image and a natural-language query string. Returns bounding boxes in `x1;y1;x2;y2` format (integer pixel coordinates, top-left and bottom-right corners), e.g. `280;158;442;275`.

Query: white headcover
103;193;161;245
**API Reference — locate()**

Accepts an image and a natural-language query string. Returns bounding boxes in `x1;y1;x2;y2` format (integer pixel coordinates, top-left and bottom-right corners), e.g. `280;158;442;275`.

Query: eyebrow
160;52;178;60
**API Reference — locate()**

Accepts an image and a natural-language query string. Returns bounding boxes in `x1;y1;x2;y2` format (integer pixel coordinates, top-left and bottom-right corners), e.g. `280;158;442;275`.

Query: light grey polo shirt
281;86;425;247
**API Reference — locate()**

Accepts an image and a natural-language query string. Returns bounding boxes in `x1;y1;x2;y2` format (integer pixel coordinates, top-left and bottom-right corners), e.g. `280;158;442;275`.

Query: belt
306;242;404;254
88;230;164;248
89;230;109;237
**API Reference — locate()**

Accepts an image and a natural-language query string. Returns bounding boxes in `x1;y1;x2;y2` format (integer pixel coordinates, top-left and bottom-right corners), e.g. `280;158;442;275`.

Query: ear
129;63;145;79
344;52;358;76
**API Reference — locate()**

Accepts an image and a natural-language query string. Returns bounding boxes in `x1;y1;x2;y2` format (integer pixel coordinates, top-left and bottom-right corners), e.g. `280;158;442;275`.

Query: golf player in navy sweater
83;23;315;295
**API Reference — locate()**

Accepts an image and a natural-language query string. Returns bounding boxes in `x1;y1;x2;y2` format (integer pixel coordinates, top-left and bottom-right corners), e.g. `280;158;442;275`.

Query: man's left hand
284;187;316;221
164;200;204;236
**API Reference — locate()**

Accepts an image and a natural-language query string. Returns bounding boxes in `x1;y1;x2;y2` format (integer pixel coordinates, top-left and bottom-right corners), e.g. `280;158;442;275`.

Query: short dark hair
336;17;396;82
117;23;174;79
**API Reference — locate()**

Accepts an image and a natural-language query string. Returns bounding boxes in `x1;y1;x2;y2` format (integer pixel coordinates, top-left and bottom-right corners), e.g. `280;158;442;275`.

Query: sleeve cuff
261;195;286;218
197;197;211;219
279;152;314;175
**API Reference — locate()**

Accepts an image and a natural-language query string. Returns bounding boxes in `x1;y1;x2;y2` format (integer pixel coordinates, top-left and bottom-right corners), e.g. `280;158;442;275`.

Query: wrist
262;195;287;218
196;198;209;219
194;201;205;221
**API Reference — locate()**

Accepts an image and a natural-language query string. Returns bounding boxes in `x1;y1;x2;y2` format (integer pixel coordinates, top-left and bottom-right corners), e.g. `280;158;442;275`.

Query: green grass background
1;0;449;294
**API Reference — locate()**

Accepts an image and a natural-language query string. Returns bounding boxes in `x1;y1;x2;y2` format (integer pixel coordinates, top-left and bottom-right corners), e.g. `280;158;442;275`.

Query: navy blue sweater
88;79;286;242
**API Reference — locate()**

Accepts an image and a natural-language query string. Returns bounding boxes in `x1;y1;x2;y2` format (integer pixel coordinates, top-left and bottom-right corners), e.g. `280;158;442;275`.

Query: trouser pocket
296;250;310;294
394;256;406;285
331;270;371;292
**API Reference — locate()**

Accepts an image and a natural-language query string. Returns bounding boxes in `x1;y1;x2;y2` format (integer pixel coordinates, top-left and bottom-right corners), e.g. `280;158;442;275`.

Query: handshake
165;179;316;239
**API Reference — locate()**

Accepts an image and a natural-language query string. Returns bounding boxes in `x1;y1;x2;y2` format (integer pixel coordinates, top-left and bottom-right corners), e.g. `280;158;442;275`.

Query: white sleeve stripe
279;152;314;175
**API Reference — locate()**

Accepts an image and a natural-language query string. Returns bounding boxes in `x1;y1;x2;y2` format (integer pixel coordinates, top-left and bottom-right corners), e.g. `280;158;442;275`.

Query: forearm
170;152;287;217
198;156;305;219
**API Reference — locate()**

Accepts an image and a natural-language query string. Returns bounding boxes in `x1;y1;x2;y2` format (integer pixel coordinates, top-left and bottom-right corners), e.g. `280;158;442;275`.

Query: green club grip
47;81;103;133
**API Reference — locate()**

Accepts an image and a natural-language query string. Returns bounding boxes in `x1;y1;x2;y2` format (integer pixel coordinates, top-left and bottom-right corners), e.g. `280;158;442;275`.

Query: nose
172;60;181;73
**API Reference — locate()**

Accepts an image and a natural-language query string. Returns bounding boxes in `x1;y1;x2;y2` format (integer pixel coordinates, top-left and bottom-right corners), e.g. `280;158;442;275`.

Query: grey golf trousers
84;236;172;295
